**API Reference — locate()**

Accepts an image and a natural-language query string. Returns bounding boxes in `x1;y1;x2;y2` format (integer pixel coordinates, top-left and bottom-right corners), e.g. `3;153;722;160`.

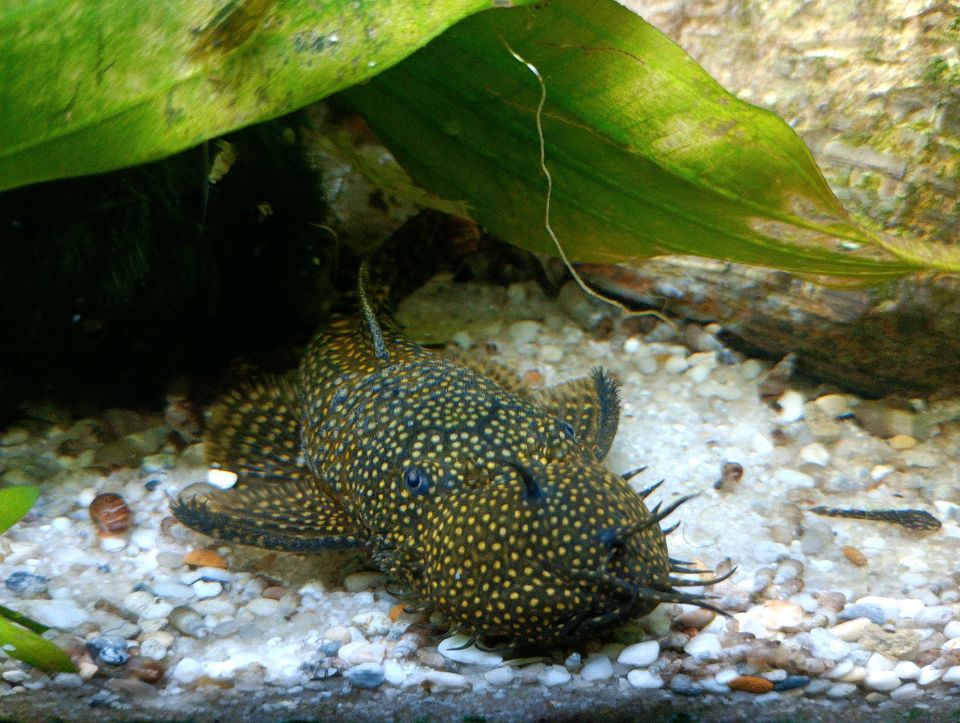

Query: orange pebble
728;675;774;694
841;545;868;567
389;603;406;622
183;549;229;569
522;369;543;387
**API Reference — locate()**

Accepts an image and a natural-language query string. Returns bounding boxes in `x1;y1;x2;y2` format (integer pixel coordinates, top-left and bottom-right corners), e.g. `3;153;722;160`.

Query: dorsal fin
358;260;389;362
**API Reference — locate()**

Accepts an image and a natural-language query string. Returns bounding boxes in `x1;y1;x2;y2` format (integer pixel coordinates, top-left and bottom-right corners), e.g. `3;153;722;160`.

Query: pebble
4;570;49;597
838;603;886;625
245;598;279;617
169;605;207;638
538;665;571;686
892;661;920;680
183;549;229;569
826;682;858;698
888;434;918;450
664;356;690;374
889;682;921;701
350;612;392;638
539;345;564;363
918;665;944;686
914;605;956;627
345;663;385;689
617;640;660;667
864;670;901;691
580;655;614;681
181;566;232;585
626;669;663;689
865;652;896;672
683;632;722;659
152;582;195;600
728;675;774;694
508;320;541;344
192;581;223;599
806;627;852;661
841;546;868;567
799;443;830;466
383;659;407;686
773;468;816;488
404;670;468;690
21;598;90;629
437;635;503;667
636;355;658;374
943;666;960;684
776;390;805;422
343;571;387;593
86;635;130;666
830;617;876;642
338;641;385;665
944;620;960;639
773;675;810;692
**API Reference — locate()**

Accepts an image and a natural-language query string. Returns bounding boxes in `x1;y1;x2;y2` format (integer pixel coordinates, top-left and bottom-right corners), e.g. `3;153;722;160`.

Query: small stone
664;356;689;374
350;612;392;638
539;345;564;363
758;600;805;630
918;665;944;685
627;669;664;689
683;632;722;659
537;664;571;686
244;598;279;617
814;394;852;417
889;683;920;701
338;641;385;665
205;468;238;489
345;663;385;689
943;666;960;684
773;469;816;488
52;672;84;688
343;571;387;593
403;670;468;690
806;627;852;661
892;661;921;680
887;434;917;450
838;603;886;625
437;635;503;667
914;605;955;627
580;654;614;681
508;320;541;345
944;620;960;640
170;657;204;685
451;331;473;349
865;652;896;672
21;598;91;629
841;546;868;567
183;549;228;569
191;581;222;599
151;582;195;600
323;625;351;644
617;640;660;667
776;390;805;422
623;337;641;354
4;571;49;597
830;617;876;642
799;443;830;466
169;605;207;638
773;675;810;692
826;682;858;698
636;355;658;374
864;670;901;692
0;427;30;445
728;675;774;694
86;635;130;666
2;670;29;683
384;659;407;685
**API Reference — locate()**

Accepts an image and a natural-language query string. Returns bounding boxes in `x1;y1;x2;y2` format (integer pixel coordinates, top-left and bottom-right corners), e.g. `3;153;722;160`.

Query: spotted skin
173;276;722;647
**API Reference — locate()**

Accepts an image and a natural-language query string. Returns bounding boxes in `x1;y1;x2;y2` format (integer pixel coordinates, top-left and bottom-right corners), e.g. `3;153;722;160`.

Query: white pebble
636;355;658;374
206;468;238;489
580;655;614;681
623;337;641;354
914;605;955;627
245;598;279;616
740;359;764;380
944;666;960;684
438;635;503;667
864;670;901;692
773;467;817;489
483;666;514;686
171;657;204;684
403;670;468;690
451;331;473;349
892;661;920;680
192;581;222;599
826;682;858;698
806;627;852;661
829;617;874;643
687;365;711;384
889;682;921;701
383;659;407;685
99;536;127;552
181;566;232;584
20;598;90;629
51;517;72;532
617;640;660;667
776;390;805;422
799;442;830;466
918;665;944;685
826;659;854;680
343;571;387;593
539;345;564;363
338;641;385;665
538;664;571;686
350;612;392;638
752;433;774;454
944;620;960;639
683;632;722;659
508;320;541;344
664;355;689;374
865;652;896;672
627;669;664;689
152;581;195;600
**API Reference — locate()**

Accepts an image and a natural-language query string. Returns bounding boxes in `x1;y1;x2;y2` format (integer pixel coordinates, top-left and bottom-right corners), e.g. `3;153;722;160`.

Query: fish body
174;274;717;647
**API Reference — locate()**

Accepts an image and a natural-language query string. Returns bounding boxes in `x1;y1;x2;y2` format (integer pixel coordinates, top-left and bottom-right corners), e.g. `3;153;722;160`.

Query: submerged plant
0;485;77;673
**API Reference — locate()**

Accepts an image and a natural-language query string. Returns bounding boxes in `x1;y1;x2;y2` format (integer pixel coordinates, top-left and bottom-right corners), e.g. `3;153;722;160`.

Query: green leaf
343;0;960;279
0;0;536;192
0;616;76;673
0;485;39;534
0;604;49;635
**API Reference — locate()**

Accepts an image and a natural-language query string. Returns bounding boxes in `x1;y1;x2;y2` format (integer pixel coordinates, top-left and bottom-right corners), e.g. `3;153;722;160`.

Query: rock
627;669;664;689
383;659;407;686
943;666;960;684
507;320;541;345
192;581;222;599
838;603;886;625
538;665;571;686
350;612;392;638
580;655;614;681
345;663;385;689
4;570;49;597
86;635;130;666
892;661;920;680
483;666;513;687
889;683;921;702
805;627;851;661
728;675;774;694
170;657;204;685
914;605;955;627
343;571;387;593
864;670;901;692
799;443;830;466
945;620;960;639
437;635;503;667
244;598;279;617
21;598;90;629
337;641;385;665
617;640;660;667
151;581;195;600
683;632;722;659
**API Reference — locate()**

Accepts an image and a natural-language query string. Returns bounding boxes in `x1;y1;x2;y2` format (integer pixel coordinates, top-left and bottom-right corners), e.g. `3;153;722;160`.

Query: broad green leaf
0;616;76;673
0;485;39;534
0;0;535;192
343;0;960;278
0;604;48;635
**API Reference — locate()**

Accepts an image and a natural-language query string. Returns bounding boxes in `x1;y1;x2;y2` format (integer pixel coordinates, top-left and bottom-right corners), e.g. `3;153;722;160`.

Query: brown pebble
261;585;290;600
717;462;744;489
183;549;229;569
89;493;132;536
127;656;165;684
389;603;406;623
522;369;543;387
728;675;775;694
770;428;790;446
195;674;233;689
841;545;868;567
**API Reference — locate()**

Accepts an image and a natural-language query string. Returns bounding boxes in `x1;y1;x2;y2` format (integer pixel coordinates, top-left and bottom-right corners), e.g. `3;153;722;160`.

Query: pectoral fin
531;368;621;461
172;478;365;551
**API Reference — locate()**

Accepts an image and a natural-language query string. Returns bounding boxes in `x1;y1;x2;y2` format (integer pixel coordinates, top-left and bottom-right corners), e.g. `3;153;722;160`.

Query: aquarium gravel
1;275;959;720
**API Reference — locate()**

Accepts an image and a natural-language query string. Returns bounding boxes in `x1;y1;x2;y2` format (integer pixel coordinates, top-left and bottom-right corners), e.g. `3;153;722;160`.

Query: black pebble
86;635;130;666
4;570;49;597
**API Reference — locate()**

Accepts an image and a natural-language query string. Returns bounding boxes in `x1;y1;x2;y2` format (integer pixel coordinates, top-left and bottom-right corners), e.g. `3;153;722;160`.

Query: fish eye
402;466;431;496
560;421;577;440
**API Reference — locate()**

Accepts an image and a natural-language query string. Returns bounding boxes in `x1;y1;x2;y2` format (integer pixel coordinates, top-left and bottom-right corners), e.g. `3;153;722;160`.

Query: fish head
412;456;710;647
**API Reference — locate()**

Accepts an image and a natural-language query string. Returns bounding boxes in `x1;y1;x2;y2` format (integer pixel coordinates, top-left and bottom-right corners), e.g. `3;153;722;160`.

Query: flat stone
345;663;384;689
580;655;614;681
538;665;571;686
483;666;514;687
618;640;660;667
627;669;664;689
864;670;901;691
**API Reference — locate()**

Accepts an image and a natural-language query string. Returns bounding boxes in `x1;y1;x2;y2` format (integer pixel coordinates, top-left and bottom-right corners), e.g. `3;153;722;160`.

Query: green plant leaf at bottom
0;485;39;534
0;617;76;673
